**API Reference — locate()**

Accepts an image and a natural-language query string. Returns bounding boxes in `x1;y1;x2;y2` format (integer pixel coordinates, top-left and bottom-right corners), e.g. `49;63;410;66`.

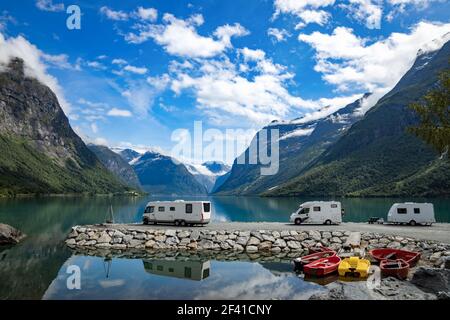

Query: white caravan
143;200;211;226
290;201;343;225
143;259;211;281
387;203;435;226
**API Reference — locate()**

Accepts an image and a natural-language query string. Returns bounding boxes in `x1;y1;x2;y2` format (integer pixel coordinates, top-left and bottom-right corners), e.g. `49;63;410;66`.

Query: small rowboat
369;248;421;267
292;250;336;272
338;257;371;278
304;256;341;277
380;259;409;280
309;246;334;254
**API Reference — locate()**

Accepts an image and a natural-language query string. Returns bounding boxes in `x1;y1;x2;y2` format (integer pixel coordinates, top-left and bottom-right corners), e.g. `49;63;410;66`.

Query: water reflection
43;250;325;300
143;258;211;281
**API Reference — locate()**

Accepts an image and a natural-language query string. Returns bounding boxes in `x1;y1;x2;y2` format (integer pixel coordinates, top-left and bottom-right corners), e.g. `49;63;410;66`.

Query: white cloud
90;122;98;134
41;53;79;70
123;64;148;74
112;58;127;65
124;13;249;58
298;22;450;97
135;7;158;22
239;47;266;61
273;0;335;28
169;53;341;126
107;108;133;117
36;0;64;12
279;127;315;140
100;6;129;21
87;60;107;70
295;10;330;29
0;32;71;113
340;0;383;29
267;28;291;42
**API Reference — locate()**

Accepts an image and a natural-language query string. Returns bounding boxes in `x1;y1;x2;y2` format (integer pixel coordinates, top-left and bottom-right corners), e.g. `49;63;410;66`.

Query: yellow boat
338;257;371;278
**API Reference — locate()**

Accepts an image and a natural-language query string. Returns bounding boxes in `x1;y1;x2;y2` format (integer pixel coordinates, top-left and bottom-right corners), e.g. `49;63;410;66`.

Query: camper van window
397;208;407;214
203;268;210;279
186;204;193;214
170;207;175;211
184;267;192;278
157;265;163;271
331;204;338;208
158;206;165;212
144;206;154;213
203;203;211;212
304;208;310;214
313;206;321;212
414;208;420;214
169;268;174;273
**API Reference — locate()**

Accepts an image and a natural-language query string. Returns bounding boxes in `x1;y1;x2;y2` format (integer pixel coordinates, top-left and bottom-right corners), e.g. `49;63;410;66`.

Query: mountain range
0;58;132;196
215;39;450;197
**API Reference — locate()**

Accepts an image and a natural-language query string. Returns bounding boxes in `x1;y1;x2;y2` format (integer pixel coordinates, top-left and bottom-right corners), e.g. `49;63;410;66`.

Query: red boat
380;259;410;280
309;246;334;254
304;256;342;277
293;250;336;272
369;248;421;267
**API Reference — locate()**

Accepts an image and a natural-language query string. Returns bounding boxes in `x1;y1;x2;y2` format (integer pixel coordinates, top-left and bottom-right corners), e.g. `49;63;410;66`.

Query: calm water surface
0;196;449;299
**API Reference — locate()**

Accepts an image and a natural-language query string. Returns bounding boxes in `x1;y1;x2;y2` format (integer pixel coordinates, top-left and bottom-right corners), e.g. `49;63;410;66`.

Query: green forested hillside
265;41;450;197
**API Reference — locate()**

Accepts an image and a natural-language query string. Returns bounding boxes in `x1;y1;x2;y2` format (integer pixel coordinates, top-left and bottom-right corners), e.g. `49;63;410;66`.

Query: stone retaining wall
66;225;450;267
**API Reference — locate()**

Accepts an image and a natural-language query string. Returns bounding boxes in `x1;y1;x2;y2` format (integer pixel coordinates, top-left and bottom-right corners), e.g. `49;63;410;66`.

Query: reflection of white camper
143;200;211;226
387;203;435;226
290;201;343;225
143;259;211;281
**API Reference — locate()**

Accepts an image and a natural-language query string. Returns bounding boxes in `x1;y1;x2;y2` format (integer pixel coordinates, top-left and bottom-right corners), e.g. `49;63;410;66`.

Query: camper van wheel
409;220;417;226
143;217;149;225
324;219;332;225
174;220;180;226
180;220;186;227
294;218;302;225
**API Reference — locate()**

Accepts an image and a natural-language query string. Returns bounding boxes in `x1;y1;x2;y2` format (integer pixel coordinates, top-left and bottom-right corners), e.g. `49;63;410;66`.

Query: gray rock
67;229;78;239
430;252;442;262
75;233;89;242
65;238;76;246
145;240;156;248
233;244;244;251
247;237;261;246
331;237;342;244
411;267;450;294
95;243;111;248
246;245;258;253
387;241;401;249
258;241;272;251
250;231;264;241
272;231;280;238
322;232;332;239
111;244;127;249
444;257;450;270
236;236;249;246
128;239;143;247
273;239;287;248
199;239;215;250
190;230;200;241
123;235;133;244
84;240;97;246
97;232;112;244
262;234;275;243
331;231;343;237
270;246;282;253
280;230;290;238
178;231;190;238
309;230;322;241
154;235;166;242
239;231;250;237
166;237;180;246
165;230;177;237
287;241;302;250
113;230;126;238
179;238;191;246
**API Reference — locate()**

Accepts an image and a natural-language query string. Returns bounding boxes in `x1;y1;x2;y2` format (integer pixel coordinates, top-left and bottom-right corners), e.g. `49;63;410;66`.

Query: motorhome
143;259;211;281
290;201;343;225
143;200;211;226
387;203;435;226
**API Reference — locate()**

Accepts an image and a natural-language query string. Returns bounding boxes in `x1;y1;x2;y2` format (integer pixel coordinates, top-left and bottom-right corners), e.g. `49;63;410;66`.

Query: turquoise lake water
0;196;449;299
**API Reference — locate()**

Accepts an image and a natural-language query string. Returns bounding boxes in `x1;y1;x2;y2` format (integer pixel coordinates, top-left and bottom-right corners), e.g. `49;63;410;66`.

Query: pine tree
408;68;450;157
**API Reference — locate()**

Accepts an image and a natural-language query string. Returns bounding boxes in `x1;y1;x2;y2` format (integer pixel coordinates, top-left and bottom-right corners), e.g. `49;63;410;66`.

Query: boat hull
303;256;341;277
380;259;410;280
293;250;336;272
369;248;420;267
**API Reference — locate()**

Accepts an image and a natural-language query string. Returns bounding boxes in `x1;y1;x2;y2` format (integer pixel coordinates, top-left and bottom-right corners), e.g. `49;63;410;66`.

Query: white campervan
290;201;343;225
387;202;435;226
143;200;211;226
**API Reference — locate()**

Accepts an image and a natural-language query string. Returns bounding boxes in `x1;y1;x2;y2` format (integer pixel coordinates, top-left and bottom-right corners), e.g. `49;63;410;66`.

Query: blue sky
0;0;449;163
